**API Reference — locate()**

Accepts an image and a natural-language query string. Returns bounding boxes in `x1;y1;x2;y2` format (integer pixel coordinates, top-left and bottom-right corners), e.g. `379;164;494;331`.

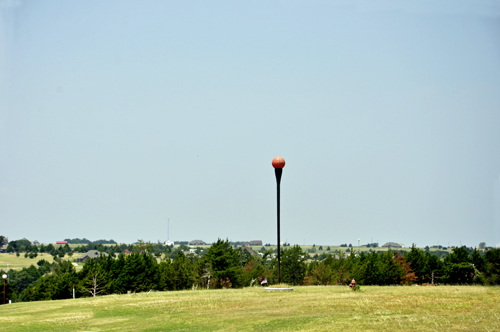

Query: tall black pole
275;168;282;284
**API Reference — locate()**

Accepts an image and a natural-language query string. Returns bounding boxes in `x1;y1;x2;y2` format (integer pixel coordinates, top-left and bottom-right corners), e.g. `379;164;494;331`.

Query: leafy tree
392;252;417;285
134;240;154;254
241;260;268;286
92;239;117;244
9;239;31;251
309;262;332;285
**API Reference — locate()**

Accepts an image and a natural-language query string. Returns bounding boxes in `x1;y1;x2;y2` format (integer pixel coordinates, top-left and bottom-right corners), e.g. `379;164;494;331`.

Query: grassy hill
1;286;498;331
0;253;76;271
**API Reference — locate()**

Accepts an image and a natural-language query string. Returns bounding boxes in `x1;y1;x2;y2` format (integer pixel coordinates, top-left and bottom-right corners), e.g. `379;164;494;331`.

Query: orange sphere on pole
272;156;285;169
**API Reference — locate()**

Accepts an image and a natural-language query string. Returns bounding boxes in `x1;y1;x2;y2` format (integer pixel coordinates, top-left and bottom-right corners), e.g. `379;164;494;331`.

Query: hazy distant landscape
1;234;499;307
1;0;499;330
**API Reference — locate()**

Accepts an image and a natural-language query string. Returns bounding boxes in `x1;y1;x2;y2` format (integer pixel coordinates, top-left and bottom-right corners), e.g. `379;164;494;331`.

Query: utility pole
2;274;6;304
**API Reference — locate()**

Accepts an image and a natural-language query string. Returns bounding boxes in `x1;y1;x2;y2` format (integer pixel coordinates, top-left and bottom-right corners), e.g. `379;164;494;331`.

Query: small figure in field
349;279;356;290
260;278;268;287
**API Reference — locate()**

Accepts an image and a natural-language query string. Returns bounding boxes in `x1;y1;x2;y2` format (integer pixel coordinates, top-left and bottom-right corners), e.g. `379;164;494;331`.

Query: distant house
189;240;207;246
244;240;262;246
182;249;199;257
240;246;258;257
0;245;7;253
76;250;108;263
381;242;405;248
124;249;132;254
164;240;174;246
56;241;68;244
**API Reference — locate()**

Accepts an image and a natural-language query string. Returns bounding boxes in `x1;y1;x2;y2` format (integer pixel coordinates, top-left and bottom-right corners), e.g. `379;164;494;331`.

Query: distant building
181;249;199;258
240;246;258;257
56;241;68;244
381;242;405;248
76;250;109;263
189;240;207;246
165;240;174;246
244;240;262;246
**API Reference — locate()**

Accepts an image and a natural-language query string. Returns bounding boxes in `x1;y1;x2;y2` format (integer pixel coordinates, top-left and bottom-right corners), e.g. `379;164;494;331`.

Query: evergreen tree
405;244;427;283
484;248;500;285
158;260;175;291
172;251;195;290
310;261;333;285
204;238;242;288
442;247;474;284
278;245;307;285
471;248;486;273
46;244;55;253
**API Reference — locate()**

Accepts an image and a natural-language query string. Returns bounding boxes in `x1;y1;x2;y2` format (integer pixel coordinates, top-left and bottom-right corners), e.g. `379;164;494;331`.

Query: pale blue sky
1;0;499;247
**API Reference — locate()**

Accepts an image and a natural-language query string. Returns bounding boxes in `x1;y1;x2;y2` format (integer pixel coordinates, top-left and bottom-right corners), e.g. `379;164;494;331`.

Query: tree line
1;240;499;304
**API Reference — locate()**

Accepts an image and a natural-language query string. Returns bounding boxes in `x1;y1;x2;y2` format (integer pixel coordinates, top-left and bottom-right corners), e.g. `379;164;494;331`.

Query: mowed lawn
0;253;81;271
1;286;499;332
0;253;57;270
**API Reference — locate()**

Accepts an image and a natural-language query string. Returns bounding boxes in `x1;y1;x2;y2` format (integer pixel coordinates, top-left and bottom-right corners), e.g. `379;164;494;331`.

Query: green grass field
0;253;81;271
1;286;498;331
